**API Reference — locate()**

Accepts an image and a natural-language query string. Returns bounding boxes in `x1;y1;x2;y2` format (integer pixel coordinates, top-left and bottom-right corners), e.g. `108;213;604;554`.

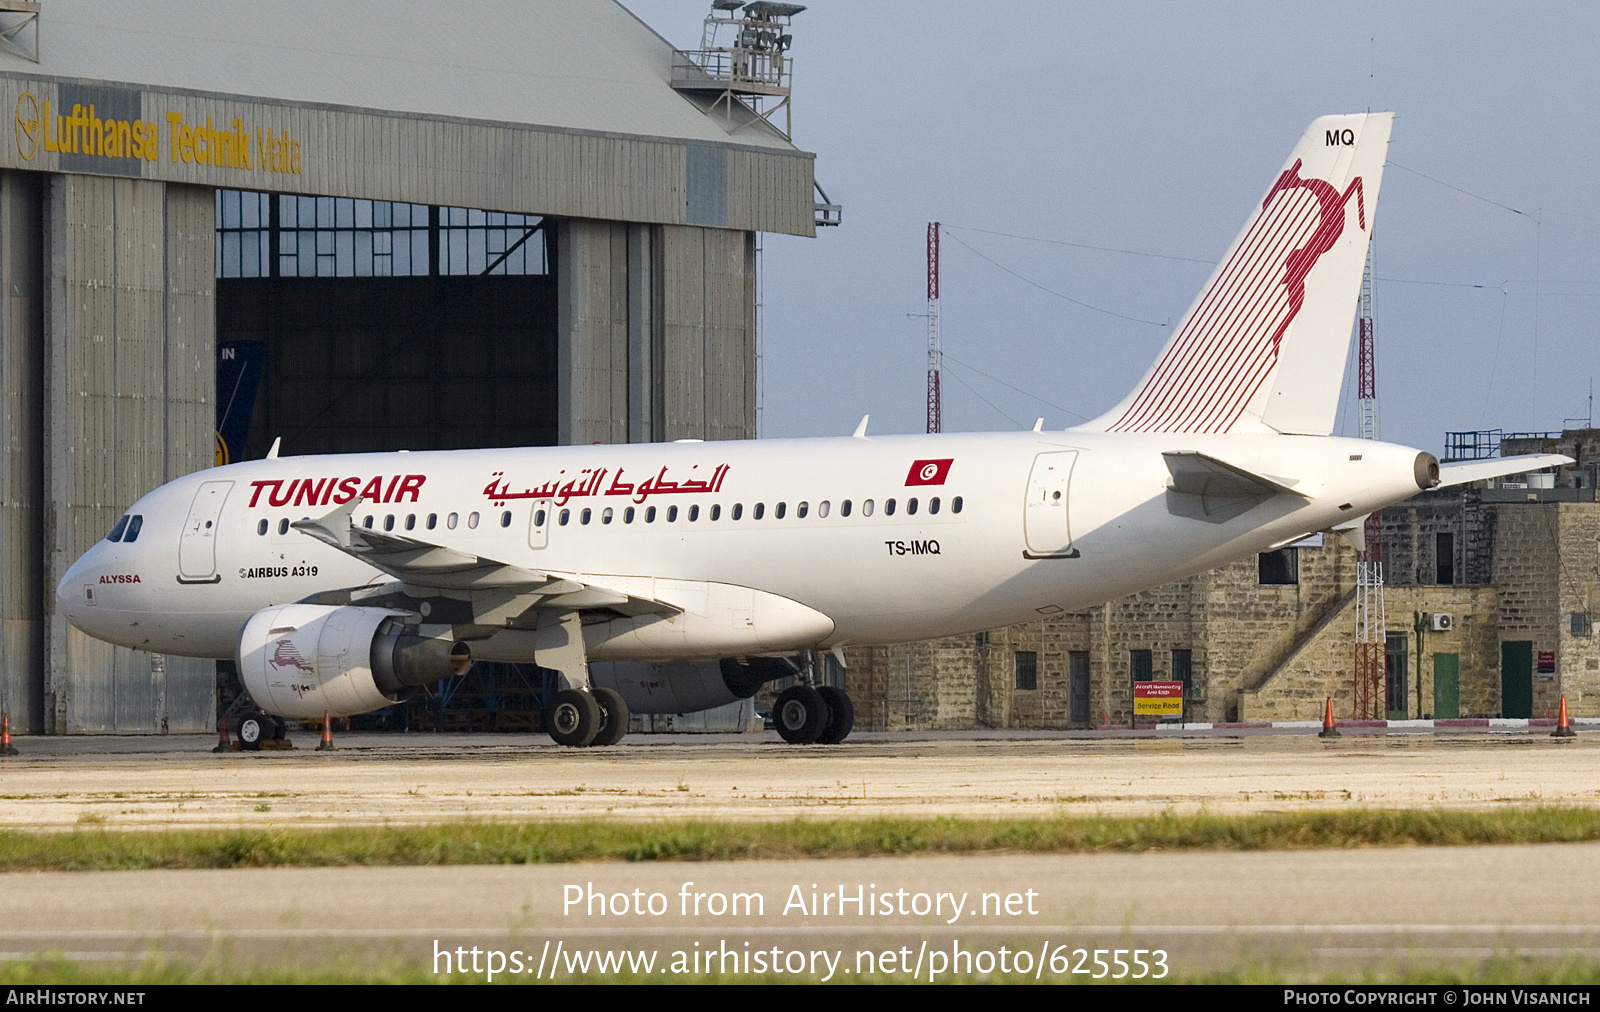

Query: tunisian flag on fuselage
905;459;954;486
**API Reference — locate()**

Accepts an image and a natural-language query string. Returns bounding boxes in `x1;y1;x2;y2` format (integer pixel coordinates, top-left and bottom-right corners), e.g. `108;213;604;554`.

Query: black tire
589;687;630;747
815;686;854;744
773;685;830;744
269;715;289;740
235;713;266;752
546;688;601;747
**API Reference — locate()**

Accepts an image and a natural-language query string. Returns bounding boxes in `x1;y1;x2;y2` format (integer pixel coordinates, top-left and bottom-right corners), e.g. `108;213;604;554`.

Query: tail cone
1318;697;1341;739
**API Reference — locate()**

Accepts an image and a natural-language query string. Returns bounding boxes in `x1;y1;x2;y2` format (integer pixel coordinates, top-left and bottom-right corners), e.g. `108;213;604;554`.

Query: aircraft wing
291;499;679;616
1437;454;1574;488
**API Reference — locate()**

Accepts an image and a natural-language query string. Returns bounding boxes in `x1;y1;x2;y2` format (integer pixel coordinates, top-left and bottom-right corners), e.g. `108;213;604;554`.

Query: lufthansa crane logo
14;92;37;161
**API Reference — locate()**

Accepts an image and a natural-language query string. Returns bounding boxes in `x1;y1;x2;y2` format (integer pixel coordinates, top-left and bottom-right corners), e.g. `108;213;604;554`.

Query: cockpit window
123;515;143;543
106;516;130;542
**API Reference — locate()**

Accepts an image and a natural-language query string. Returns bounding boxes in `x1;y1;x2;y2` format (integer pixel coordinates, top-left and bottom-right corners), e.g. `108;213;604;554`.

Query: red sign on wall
1134;681;1184;716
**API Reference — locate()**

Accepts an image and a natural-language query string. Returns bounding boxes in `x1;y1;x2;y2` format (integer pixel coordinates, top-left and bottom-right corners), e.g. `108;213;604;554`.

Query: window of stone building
1014;651;1038;691
975;631;991;648
1172;649;1193;694
1574;613;1592;636
1435;532;1455;585
1258;548;1298;585
1130;649;1153;681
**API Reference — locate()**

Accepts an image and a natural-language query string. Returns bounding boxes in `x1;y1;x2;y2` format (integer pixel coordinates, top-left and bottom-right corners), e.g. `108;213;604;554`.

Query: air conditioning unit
1430;613;1454;632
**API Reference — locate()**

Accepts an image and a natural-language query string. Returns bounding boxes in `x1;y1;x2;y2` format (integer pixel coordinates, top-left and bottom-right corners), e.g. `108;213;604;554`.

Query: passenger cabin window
625;507;636;523
688;505;700;522
711;504;722;521
952;496;963;514
797;502;808;518
732;503;743;520
818;501;830;518
468;512;480;529
363;516;374;528
754;503;764;520
907;498;919;515
840;500;852;517
501;511;512;527
427;513;438;529
383;515;395;531
885;498;896;516
929;497;940;514
776;502;787;519
667;506;678;522
862;499;874;517
447;512;459;529
646;506;656;523
405;514;416;530
581;508;592;525
256;519;268;536
278;518;290;535
559;509;570;526
601;508;613;525
535;508;547;527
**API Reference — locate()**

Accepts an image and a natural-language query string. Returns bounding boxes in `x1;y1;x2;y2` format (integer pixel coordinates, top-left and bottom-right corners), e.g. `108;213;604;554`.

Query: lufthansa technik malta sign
12;84;302;176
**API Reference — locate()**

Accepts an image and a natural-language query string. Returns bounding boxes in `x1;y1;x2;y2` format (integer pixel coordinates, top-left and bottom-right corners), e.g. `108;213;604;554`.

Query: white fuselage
58;429;1429;662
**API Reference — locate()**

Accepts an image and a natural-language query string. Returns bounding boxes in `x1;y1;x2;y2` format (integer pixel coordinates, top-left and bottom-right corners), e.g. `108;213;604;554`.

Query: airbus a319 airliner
58;114;1568;747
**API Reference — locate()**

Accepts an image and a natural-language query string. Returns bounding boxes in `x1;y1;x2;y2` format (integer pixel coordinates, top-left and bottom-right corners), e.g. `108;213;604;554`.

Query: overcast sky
622;2;1599;454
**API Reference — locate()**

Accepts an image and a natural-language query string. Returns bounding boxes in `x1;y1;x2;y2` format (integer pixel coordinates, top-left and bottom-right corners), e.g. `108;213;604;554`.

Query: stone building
844;430;1600;728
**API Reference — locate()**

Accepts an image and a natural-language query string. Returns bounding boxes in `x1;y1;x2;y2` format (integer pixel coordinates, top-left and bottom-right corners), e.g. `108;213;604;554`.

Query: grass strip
4;807;1600;871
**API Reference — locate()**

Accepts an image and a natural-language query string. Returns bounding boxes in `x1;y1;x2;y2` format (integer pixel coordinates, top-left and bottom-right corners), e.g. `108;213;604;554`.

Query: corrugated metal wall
558;221;755;446
40;175;215;733
0;76;816;239
0;171;43;733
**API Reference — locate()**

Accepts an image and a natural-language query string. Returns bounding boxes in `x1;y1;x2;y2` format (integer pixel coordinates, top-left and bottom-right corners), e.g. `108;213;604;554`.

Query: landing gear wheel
773;685;830;744
546;689;601;747
235;713;267;751
589;687;630;747
815;686;854;744
269;716;289;740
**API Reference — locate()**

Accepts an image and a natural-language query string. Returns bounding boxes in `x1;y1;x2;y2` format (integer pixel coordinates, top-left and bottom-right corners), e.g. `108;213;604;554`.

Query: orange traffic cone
1;713;17;755
1318;697;1341;739
1552;695;1577;739
316;710;335;751
211;714;231;753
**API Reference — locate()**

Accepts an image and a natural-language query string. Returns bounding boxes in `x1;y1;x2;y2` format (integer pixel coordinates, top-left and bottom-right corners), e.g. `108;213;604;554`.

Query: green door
1433;653;1459;719
1385;632;1409;720
1500;641;1533;719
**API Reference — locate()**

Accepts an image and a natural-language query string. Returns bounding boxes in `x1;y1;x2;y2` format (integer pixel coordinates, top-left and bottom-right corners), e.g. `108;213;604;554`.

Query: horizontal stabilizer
1437;454;1574;488
1164;451;1303;499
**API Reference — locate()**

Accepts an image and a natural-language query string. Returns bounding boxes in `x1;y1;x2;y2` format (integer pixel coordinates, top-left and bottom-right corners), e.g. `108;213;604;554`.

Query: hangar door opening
214;190;557;460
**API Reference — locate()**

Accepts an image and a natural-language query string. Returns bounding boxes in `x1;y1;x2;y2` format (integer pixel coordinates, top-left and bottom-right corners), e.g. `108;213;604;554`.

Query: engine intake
237;604;468;719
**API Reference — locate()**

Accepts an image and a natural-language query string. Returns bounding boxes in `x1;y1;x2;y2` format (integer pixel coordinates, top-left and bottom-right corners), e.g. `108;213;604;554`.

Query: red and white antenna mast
926;221;942;434
1352;244;1387;720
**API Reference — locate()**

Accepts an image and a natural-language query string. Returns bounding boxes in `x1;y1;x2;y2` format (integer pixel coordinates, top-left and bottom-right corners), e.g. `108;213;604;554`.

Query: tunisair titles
483;464;731;508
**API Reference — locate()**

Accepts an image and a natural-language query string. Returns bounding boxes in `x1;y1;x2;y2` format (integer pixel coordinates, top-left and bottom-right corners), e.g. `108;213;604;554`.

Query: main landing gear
773;684;854;744
545;687;630;748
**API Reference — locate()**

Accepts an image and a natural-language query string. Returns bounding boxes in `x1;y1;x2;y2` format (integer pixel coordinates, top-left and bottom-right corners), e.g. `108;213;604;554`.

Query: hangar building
0;0;822;733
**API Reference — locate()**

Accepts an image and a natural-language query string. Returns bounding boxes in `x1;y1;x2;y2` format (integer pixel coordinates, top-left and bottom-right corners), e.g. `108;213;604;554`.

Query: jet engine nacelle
589;656;792;715
238;603;470;718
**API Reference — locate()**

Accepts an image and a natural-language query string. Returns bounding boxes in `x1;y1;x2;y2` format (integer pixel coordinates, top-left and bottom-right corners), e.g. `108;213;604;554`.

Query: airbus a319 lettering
58;114;1568;747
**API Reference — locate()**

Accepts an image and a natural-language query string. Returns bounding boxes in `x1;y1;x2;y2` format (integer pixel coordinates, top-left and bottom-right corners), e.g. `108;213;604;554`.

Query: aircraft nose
56;542;104;630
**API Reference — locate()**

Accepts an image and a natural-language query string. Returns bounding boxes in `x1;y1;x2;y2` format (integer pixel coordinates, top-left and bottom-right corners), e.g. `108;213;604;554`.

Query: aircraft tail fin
1084;113;1393;436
